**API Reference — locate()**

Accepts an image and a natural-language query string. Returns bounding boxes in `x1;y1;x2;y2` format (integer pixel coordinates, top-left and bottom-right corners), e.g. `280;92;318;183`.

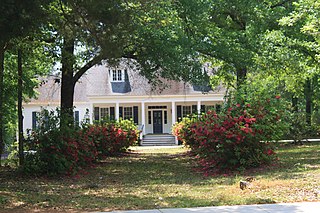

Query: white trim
141;102;145;135
88;95;224;104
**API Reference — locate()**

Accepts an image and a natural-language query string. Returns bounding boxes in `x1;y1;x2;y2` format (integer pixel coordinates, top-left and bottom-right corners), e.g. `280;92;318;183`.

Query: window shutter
119;107;123;118
124;69;129;81
110;107;115;120
148;111;151;124
216;104;221;113
94;107;100;121
192;105;197;114
74;111;80;126
133;106;138;124
177;105;182;122
201;105;205;113
32;111;37;129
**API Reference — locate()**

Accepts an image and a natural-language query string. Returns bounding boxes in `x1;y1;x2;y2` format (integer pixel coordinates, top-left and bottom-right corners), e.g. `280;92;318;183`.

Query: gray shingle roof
28;62;225;104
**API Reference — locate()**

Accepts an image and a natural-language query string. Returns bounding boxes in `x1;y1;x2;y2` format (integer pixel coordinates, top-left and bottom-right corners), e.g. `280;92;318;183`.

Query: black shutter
164;111;167;124
119;107;123;118
94;107;100;121
110;107;115;120
124;69;129;81
148;111;152;124
133;106;139;124
216;104;221;113
74;111;80;126
192;105;197;114
32;111;37;129
177;105;182;122
201;105;205;113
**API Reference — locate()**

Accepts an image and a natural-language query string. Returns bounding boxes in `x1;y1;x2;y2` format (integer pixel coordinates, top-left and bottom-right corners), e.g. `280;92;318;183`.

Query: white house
23;61;225;145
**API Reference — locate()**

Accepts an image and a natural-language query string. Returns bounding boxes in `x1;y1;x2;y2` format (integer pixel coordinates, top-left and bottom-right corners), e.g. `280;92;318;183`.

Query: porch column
89;103;94;124
197;100;201;115
141;102;146;136
115;102;120;120
171;101;178;145
171;101;176;124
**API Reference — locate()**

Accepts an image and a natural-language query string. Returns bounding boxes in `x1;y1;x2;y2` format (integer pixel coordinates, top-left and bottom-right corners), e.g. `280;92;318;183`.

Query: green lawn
0;143;319;212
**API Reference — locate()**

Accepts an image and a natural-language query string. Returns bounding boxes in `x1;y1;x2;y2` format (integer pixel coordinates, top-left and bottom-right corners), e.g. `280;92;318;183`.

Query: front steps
141;134;176;146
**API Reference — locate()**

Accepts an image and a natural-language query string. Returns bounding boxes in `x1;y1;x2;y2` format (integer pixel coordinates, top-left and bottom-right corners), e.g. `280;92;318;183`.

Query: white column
115;102;120;120
89;103;94;124
197;100;201;115
171;101;176;125
141;102;146;136
171;101;178;145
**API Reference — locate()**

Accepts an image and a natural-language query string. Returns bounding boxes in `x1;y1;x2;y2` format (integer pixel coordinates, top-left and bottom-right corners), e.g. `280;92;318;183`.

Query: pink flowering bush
23;110;138;176
84;121;138;159
173;92;289;173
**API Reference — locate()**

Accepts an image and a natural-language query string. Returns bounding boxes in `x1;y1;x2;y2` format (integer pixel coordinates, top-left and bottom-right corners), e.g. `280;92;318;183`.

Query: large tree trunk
236;67;247;87
60;38;76;127
18;49;24;166
305;78;312;126
0;44;5;166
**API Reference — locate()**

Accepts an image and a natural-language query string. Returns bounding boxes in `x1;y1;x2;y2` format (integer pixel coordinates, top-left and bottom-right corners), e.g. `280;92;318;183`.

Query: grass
0;143;319;212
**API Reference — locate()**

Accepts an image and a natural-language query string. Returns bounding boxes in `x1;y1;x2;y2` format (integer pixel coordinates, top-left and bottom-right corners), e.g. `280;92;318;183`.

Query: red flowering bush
173;91;289;174
23;110;138;176
83;121;138;159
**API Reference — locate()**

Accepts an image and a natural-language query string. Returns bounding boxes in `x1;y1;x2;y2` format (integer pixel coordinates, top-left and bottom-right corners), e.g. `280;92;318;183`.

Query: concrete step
141;134;176;146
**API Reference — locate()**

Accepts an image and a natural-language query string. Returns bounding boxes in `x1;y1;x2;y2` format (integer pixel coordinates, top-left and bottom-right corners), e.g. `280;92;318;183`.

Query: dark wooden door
153;110;163;134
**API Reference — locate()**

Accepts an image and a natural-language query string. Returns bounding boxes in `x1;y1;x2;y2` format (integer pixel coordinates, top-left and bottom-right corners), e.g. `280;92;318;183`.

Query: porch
90;96;224;145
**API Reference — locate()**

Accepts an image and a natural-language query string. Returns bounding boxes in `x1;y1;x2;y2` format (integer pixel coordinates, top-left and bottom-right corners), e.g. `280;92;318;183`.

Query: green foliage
22;109;138;176
173;85;290;174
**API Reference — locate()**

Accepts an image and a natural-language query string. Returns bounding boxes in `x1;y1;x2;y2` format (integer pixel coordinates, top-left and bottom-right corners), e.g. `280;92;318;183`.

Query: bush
22;109;138;176
173;91;289;174
84;120;138;159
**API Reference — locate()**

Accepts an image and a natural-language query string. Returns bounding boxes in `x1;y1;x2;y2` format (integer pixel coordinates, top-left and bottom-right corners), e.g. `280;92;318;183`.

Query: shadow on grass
0;142;319;211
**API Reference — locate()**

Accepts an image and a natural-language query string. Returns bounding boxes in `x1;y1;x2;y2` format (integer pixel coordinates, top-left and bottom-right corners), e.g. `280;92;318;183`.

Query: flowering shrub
83;121;138;159
173;92;289;174
22;109;138;176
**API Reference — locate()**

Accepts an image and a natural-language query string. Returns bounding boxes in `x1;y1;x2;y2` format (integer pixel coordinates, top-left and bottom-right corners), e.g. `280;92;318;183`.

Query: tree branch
270;0;293;9
73;55;103;83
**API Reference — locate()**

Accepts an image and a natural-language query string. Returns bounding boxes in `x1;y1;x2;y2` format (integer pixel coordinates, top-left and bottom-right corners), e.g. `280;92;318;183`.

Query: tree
46;0;204;126
0;0;52;165
174;0;295;88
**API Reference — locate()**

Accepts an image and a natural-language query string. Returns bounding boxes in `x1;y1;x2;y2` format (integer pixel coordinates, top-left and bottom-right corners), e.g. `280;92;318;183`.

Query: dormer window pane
111;69;124;82
112;70;117;81
117;69;122;81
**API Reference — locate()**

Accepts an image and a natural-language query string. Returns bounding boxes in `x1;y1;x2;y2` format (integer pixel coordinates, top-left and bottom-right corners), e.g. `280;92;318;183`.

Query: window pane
117;69;122;81
112;70;117;81
182;106;191;117
100;108;109;119
123;107;133;120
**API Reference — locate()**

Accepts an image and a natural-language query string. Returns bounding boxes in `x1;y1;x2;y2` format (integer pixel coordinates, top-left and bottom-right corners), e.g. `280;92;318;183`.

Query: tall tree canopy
43;0;204;125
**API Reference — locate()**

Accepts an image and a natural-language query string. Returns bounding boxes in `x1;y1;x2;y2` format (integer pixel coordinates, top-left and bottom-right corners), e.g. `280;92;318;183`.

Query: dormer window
111;69;125;82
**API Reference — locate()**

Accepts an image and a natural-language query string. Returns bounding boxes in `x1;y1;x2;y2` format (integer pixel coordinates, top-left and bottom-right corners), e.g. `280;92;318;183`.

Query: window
123;107;133;120
111;69;124;82
148;106;167;109
100;108;109;119
74;111;80;126
32;111;38;129
182;106;192;117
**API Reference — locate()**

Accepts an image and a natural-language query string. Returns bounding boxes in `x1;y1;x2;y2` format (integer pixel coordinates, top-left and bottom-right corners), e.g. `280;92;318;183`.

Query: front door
153;110;163;134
